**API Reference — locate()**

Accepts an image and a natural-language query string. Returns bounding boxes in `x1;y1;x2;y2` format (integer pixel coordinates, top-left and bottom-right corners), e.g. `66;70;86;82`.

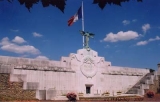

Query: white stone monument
0;31;157;100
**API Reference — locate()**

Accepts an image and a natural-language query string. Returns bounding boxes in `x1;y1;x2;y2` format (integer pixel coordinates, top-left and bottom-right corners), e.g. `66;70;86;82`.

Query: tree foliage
93;0;142;9
1;0;143;12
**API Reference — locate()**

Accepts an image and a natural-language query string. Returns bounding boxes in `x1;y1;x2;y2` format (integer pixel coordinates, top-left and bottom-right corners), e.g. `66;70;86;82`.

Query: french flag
68;6;82;26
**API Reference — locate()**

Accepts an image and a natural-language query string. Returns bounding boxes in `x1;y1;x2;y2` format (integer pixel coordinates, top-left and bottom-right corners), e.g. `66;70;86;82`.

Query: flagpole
82;1;84;48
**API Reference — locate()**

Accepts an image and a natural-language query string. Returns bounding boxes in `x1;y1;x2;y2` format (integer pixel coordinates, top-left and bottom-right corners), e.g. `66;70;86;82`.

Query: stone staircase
126;72;158;95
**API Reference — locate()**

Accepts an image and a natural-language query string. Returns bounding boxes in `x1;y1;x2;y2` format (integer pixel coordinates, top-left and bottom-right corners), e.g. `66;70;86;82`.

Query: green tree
2;0;142;12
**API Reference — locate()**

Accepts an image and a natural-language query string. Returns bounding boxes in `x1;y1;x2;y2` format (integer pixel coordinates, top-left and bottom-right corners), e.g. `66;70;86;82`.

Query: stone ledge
14;68;75;72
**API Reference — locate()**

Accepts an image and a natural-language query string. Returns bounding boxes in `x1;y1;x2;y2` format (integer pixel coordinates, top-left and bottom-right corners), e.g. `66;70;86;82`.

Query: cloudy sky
0;0;160;70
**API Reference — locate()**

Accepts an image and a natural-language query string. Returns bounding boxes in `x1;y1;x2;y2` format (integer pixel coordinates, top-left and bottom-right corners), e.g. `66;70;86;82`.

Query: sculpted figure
80;31;95;50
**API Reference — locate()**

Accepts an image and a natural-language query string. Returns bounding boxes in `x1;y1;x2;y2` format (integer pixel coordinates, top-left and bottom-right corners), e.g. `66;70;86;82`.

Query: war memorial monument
0;31;160;100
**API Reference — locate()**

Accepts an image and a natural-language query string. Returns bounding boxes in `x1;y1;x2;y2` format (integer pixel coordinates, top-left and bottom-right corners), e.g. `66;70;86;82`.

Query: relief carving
80;57;97;78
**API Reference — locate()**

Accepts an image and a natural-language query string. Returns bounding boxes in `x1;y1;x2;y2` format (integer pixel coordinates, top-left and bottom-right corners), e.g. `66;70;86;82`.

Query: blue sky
0;0;160;70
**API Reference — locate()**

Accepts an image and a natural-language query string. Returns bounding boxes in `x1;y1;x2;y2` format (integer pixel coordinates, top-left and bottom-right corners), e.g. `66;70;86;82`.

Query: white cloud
10;29;19;32
136;36;160;46
104;45;110;48
142;24;150;33
35;56;49;60
1;44;40;55
148;36;160;41
12;36;26;44
122;19;137;25
33;32;43;37
132;19;137;22
103;31;140;42
0;37;10;45
122;20;130;25
0;37;40;55
136;41;148;46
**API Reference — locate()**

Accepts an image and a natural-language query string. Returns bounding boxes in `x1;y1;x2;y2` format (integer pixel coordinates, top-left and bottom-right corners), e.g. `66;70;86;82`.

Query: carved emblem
80;57;97;78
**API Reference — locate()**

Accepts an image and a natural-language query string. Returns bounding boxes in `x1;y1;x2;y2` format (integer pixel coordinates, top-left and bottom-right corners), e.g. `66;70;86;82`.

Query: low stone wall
149;80;159;93
157;75;160;93
0;73;37;101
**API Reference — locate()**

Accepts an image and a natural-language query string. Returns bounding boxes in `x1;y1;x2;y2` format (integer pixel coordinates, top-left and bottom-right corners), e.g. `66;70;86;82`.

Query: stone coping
14;68;75;72
0;63;75;72
102;72;144;76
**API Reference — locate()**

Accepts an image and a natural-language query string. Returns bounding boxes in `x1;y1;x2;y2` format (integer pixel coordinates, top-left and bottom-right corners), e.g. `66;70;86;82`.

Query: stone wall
0;73;37;101
156;75;160;93
0;49;152;100
149;80;159;93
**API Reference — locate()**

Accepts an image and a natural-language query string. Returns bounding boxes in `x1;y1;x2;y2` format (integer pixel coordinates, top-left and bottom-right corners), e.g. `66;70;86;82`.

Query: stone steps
126;72;156;95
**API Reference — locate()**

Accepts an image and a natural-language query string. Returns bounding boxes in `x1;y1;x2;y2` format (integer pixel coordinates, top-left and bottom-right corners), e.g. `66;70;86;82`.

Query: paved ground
1;94;160;102
0;100;159;102
0;100;160;102
143;94;160;101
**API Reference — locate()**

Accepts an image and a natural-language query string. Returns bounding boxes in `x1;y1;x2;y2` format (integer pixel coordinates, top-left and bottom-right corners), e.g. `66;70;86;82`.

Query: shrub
146;91;154;98
117;91;122;93
102;91;110;95
66;92;77;101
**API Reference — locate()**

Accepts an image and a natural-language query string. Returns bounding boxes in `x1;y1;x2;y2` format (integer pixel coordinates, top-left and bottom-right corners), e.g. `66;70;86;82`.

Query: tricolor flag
68;6;82;26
